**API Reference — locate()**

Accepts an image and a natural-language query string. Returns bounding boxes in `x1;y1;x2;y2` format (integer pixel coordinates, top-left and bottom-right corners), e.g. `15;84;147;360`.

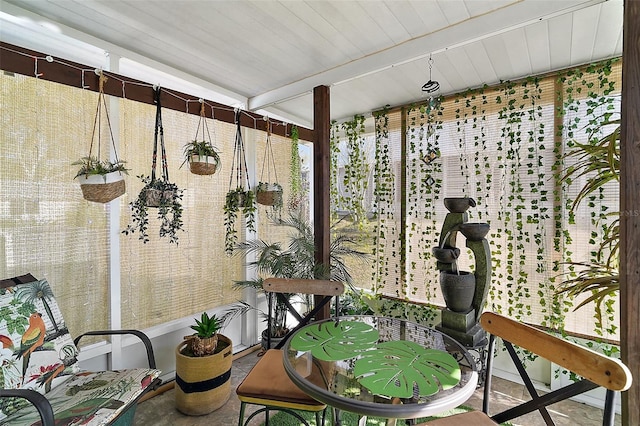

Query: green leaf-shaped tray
290;320;379;361
353;340;461;398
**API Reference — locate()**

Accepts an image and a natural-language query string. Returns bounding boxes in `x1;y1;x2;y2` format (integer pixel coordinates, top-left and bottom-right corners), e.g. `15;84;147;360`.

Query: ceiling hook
422;53;440;94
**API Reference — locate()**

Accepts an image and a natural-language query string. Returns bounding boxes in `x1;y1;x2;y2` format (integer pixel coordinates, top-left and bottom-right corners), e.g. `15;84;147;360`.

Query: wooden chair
419;312;632;426
235;278;344;426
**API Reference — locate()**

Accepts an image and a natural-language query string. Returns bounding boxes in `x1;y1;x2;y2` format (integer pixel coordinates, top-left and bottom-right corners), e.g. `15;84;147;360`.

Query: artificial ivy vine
556;59;620;337
288;125;305;212
340;115;369;229
361;59;621;343
406;98;443;303
330;120;341;223
372;106;396;295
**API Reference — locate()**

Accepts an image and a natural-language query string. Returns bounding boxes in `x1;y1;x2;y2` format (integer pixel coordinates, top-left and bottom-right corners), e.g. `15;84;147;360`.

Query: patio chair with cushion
235;278;344;426
0;273;162;426
419;311;632;426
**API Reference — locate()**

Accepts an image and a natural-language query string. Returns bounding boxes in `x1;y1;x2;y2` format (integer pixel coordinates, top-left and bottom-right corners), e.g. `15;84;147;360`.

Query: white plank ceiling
0;0;623;128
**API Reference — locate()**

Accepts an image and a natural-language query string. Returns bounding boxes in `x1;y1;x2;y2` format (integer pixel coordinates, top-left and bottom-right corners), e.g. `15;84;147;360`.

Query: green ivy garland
372;106;395;294
288;125;304;212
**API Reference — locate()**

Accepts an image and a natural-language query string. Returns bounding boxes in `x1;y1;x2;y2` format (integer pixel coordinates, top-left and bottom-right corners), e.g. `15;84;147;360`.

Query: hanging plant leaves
353;340;461;398
290;321;379;361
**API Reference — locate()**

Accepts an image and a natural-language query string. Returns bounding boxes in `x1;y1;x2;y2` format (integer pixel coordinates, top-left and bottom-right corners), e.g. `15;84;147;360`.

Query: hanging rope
194;99;215;143
259;119;279;184
87;70;120;164
152;86;169;183
229;109;251;191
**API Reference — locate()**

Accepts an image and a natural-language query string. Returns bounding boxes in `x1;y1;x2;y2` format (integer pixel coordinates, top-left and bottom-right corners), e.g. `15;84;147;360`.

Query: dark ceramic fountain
435;197;491;347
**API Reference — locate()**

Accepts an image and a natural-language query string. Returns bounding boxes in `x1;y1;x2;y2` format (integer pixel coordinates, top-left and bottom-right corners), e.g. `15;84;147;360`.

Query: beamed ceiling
0;0;624;128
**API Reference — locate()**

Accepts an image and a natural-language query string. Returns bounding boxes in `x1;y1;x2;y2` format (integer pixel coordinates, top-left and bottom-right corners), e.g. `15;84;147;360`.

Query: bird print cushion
0;277;81;395
0;276;161;425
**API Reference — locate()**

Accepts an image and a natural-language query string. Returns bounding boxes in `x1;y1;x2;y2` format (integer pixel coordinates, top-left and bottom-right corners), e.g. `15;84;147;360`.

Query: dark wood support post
620;1;640;424
313;85;331;320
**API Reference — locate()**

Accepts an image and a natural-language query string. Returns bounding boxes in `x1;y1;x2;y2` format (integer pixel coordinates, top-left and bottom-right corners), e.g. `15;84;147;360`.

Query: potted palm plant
73;156;128;203
175;312;233;416
225;213;369;350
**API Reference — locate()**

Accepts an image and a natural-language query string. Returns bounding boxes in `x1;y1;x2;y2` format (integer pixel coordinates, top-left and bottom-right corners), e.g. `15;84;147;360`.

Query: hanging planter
123;87;184;244
256;119;283;212
256;182;283;206
73;71;128;203
224;109;256;254
181;100;221;176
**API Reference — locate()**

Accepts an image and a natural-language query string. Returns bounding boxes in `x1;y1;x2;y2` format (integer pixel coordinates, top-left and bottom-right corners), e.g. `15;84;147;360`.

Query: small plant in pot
176;312;233;415
73;156;128;203
73;156;128;180
184;312;222;357
124;86;184;243
224;187;256;254
122;175;184;244
181;140;221;176
256;182;283;208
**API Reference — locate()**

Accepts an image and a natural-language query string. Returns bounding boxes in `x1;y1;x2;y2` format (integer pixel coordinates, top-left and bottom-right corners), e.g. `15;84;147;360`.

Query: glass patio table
282;315;478;426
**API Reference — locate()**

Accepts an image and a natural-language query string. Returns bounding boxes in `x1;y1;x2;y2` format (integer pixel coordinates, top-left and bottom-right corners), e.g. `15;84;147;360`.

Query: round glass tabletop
282;315;479;421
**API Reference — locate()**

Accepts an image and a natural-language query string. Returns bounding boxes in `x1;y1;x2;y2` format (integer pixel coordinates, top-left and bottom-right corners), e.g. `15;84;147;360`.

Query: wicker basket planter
143;187;177;207
175;334;232;416
75;71;128;204
78;172;126;203
256;183;283;207
189;155;219;176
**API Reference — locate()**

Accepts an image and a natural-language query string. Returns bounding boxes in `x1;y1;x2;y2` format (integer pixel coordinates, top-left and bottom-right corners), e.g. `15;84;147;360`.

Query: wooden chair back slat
263;278;344;297
480;312;632;392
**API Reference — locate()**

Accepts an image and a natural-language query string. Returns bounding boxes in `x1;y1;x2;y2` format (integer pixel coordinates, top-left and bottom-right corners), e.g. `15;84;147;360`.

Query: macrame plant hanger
224;109;256;254
146;86;173;207
256;119;282;208
229;109;251;194
79;70;126;203
188;101;219;175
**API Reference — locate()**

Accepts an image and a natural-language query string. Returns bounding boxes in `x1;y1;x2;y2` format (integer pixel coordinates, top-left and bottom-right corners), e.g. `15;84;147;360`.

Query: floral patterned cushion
0;276;161;425
0;277;81;395
1;369;160;425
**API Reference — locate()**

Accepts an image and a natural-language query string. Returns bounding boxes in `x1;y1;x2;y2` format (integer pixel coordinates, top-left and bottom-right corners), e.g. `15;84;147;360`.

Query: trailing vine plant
224;110;257;254
555;59;620;337
338;115;370;229
405;96;443;303
371;105;397;295
330;120;341;223
288;125;305;212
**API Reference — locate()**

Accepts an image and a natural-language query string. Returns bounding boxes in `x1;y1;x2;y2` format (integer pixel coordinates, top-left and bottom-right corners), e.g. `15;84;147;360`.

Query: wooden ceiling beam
0;42;314;141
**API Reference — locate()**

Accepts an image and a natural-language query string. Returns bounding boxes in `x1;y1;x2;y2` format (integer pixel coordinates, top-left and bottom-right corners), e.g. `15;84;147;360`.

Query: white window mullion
107;52;123;369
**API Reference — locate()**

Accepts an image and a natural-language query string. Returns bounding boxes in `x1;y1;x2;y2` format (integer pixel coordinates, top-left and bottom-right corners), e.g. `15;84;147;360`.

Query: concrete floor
135;349;618;426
